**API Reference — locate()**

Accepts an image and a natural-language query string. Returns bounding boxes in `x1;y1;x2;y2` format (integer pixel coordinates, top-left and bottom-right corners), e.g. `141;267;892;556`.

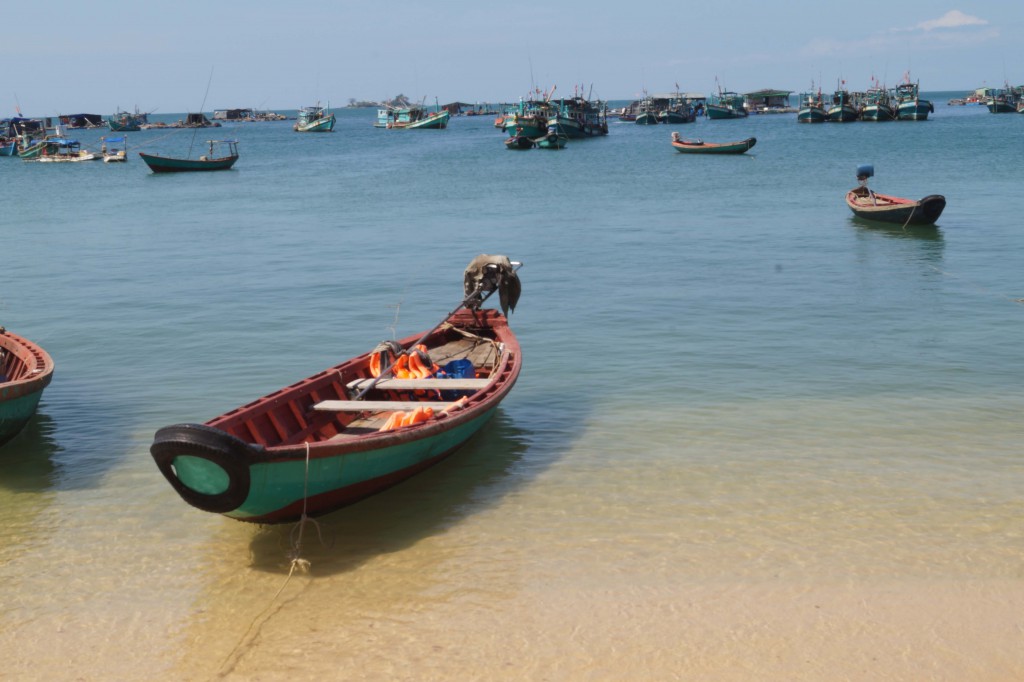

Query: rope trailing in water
216;443;323;677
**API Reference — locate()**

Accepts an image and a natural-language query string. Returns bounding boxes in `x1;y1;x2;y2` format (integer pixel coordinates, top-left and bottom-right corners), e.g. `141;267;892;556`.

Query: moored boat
670;132;756;154
534;125;568;149
706;85;748;119
548;95;608;138
985;84;1020;113
845;165;945;225
895;79;933;120
0;327;55;449
138;139;239;173
21;137;100;162
634;95;661;125
150;256;523;525
108;107;148;132
101;136;127;162
502;98;555;138
659;90;697;124
504;134;534;150
0;137;17;156
860;86;897;121
376;105;450;129
294;103;336;132
797;88;827;123
826;88;859;122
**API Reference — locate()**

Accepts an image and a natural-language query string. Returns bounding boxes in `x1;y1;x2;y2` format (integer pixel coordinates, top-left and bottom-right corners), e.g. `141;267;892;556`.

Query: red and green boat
0;328;55;448
150;257;523;524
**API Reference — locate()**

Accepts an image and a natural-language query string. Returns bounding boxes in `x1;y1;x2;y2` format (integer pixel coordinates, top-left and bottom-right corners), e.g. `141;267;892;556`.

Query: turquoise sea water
2;94;1023;680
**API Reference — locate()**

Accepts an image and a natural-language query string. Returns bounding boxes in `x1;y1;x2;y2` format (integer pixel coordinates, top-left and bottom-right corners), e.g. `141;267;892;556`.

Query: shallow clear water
2;96;1023;680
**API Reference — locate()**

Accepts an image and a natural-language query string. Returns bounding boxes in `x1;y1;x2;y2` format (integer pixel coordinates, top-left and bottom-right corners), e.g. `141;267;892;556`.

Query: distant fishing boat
895;78;933;120
138;139;239;173
376;104;450;129
534;126;568;149
670;132;756;154
797;88;827;123
706;84;748;119
0;327;55;449
101;136;127;162
985;84;1020;114
547;94;608;138
845;165;945;225
635;95;660;125
504;134;534;150
502;96;557;138
0;137;17;156
659;96;697;124
826;88;858;122
108;107;148;132
860;85;897;121
294;103;336;132
21;137;100;162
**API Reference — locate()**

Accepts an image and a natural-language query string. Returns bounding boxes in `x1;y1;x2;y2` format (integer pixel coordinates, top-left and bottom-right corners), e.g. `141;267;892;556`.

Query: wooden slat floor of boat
328;415;390;440
428;337;500;367
345;377;491;391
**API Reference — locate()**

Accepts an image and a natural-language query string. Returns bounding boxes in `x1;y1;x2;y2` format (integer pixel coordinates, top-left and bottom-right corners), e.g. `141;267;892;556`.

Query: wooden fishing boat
846;186;945;225
845;165;944;225
294;103;336;132
985;85;1020;114
659;102;697;124
138;140;238;173
895;80;933;120
0;327;55;449
706;87;748;119
797;90;827;123
671;135;756;154
0;137;18;156
502;99;556;138
826;89;859;122
635;95;661;125
22;137;100;162
107;107;147;132
547;95;608;138
534;130;568;149
504;135;534;150
101;136;127;163
376;106;450;129
150;256;523;524
860;86;897;121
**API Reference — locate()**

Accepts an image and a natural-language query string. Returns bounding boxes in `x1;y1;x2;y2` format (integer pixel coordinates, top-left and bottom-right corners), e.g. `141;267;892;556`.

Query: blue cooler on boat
437;359;476;400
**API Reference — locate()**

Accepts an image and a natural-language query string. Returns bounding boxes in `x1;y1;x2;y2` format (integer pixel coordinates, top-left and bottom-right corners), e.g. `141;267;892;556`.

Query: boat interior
210;323;506;448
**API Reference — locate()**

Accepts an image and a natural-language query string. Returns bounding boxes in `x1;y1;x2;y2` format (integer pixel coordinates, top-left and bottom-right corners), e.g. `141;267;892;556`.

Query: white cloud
916;10;987;31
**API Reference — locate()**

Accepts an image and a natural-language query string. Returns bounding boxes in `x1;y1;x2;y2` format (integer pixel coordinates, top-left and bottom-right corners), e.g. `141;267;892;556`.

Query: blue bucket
440;359;476;379
437;359;476;399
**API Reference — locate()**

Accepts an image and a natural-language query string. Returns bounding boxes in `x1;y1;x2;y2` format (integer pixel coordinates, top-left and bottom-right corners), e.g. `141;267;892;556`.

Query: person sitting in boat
671;131;681;143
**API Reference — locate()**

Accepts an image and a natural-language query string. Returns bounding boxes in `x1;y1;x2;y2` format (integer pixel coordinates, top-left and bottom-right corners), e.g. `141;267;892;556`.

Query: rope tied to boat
288;442;325;572
217;443;323;677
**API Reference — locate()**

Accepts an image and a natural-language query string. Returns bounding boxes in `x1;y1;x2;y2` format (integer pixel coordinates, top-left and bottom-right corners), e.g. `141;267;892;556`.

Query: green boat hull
0;390;45;447
1;329;54;448
166;409;496;522
139;152;238;172
295;114;336;132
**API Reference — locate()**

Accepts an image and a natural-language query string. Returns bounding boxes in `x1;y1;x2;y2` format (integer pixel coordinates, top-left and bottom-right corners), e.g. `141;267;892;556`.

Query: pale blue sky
4;2;1020;115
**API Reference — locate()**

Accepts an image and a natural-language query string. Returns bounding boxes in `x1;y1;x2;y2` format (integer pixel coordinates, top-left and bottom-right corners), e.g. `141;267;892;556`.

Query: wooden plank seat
345;377;492;391
314;400;452;412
